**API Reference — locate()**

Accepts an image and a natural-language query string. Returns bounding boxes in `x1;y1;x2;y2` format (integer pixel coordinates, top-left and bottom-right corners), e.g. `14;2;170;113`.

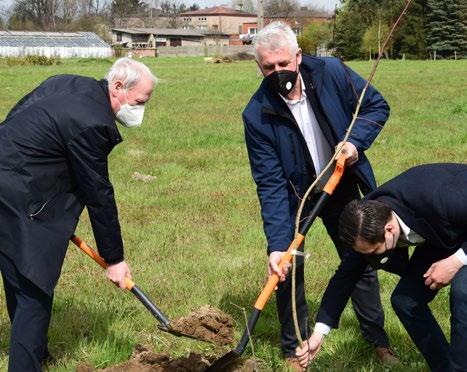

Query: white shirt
394;212;466;264
280;75;333;174
394;212;425;245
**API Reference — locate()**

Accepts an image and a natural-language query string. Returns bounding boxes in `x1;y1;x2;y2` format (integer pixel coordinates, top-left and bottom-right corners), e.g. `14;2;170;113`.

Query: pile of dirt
76;306;251;371
76;345;258;372
77;345;209;372
231;52;255;61
168;305;234;346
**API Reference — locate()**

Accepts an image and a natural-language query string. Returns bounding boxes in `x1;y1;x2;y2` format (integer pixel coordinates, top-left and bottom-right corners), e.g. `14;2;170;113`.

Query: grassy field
0;57;466;372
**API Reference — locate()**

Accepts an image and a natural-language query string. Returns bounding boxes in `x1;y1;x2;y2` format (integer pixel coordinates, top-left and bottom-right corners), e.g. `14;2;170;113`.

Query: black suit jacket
0;75;124;295
316;163;467;328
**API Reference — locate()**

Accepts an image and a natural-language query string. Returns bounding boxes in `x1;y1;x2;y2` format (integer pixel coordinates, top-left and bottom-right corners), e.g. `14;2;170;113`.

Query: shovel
70;235;201;339
206;154;346;371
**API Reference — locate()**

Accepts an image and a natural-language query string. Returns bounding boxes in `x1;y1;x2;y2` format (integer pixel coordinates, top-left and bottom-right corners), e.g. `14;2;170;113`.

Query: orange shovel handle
253;154;347;311
323;154;346;195
254;233;305;310
71;235;135;290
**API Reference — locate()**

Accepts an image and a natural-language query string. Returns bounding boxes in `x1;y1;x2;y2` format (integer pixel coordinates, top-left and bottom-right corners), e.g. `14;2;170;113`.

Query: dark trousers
0;252;53;372
391;244;467;372
276;173;389;356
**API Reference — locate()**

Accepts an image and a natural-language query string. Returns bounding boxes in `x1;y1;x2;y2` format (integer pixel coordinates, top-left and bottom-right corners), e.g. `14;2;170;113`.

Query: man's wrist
314;322;331;336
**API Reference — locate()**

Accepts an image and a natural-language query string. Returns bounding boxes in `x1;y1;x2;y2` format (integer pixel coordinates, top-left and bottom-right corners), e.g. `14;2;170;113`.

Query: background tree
392;0;428;59
8;0;60;30
7;0;111;39
360;21;390;59
333;6;365;59
264;0;299;17
111;0;145;20
427;0;466;58
297;21;332;55
160;0;186;28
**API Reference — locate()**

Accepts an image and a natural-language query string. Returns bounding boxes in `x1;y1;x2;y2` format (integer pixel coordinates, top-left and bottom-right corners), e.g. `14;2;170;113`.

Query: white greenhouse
0;31;112;58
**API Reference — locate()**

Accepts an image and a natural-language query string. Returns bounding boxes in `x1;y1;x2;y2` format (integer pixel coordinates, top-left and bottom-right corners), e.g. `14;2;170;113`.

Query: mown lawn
0;57;466;371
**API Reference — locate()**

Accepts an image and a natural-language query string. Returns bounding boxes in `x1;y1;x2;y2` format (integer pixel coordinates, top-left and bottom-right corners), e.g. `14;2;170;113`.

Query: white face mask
115;90;145;128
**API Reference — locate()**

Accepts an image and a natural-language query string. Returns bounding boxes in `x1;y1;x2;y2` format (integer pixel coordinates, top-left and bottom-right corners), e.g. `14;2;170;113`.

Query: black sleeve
444;169;467;255
315;249;368;328
67;126;124;264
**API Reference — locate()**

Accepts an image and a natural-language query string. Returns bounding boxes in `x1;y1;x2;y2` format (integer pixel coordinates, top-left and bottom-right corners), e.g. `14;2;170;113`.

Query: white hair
254;22;299;60
105;57;158;89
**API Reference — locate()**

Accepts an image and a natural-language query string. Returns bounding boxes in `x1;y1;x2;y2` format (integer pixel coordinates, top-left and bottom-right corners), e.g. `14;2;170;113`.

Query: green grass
0;57;466;371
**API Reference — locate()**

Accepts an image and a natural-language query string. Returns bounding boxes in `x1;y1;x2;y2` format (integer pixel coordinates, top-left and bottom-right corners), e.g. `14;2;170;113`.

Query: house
0;31;111;58
111;27;230;55
179;6;257;45
239;10;333;44
112;28;206;48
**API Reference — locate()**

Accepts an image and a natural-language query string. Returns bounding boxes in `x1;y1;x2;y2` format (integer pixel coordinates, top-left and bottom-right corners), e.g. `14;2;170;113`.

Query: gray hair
254;22;299;60
105;57;158;89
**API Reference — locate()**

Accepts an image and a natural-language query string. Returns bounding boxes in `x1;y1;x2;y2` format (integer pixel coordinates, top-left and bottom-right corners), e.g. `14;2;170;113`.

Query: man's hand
295;331;324;368
336;141;358;166
268;251;290;282
106;261;132;290
423;254;463;290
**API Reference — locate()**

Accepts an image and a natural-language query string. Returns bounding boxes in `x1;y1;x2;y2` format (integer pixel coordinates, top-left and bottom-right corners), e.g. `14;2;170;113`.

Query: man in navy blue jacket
297;163;467;371
0;58;156;371
242;22;396;369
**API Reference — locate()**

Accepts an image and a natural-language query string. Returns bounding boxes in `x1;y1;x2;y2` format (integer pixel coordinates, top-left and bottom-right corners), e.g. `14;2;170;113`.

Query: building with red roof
179;6;257;45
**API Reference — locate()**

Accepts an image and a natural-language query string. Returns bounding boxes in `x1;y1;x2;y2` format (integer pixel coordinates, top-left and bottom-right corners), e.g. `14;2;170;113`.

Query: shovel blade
205;350;241;371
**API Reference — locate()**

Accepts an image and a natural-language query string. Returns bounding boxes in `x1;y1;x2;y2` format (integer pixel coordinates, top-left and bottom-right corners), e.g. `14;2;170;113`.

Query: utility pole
257;0;264;31
256;0;264;76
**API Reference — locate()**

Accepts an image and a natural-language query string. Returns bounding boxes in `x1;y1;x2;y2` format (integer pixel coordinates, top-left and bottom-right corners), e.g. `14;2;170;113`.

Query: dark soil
76;345;258;372
75;306;255;371
168;305;234;346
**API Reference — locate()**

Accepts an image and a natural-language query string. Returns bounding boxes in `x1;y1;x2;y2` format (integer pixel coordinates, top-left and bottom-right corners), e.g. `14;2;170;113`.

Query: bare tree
9;0;61;30
264;0;299;18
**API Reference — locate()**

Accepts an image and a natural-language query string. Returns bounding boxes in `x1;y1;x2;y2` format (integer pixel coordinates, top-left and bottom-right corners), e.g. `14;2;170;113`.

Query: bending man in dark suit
0;58;156;371
243;21;396;369
297;163;467;371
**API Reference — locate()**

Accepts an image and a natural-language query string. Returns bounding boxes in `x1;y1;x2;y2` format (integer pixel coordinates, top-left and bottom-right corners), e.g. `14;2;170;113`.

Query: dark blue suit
243;56;391;356
316;163;467;371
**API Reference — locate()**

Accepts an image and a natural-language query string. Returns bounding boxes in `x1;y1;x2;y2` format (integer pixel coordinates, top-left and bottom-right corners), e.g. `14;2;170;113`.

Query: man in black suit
296;163;467;372
0;58;156;371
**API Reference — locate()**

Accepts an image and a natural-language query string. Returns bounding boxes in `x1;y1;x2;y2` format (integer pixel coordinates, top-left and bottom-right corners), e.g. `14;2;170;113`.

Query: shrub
5;55;62;66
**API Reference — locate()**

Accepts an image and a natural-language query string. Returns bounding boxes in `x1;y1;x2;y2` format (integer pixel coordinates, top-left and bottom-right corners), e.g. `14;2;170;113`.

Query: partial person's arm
296;250;368;368
423;253;464;290
67;125;131;288
315;249;368;328
244;116;293;279
334;62;390;151
424;171;467;290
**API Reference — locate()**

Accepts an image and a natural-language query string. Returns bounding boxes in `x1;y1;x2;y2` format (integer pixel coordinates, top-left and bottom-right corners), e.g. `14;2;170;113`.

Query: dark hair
338;200;393;247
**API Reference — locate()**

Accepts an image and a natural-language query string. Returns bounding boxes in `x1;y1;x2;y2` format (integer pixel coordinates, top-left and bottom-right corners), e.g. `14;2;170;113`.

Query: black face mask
363;233;396;270
265;69;298;97
365;248;395;270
